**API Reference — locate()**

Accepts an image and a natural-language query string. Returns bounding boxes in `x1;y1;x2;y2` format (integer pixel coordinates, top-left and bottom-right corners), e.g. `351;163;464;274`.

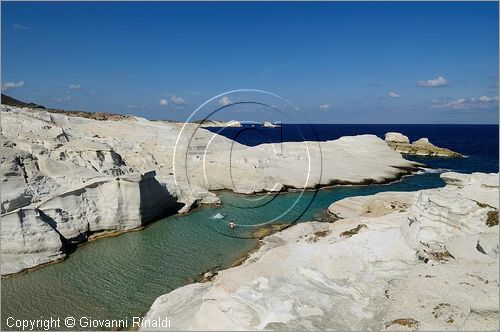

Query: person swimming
228;220;236;229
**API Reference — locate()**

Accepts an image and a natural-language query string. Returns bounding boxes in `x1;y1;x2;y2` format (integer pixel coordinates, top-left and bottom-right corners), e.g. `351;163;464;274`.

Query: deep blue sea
207;124;499;174
2;124;498;330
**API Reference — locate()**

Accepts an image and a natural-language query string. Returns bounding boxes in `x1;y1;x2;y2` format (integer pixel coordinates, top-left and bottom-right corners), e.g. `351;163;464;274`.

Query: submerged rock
142;172;498;330
385;132;462;157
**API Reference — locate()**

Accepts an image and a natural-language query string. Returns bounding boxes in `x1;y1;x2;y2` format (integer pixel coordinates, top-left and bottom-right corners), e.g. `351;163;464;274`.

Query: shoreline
1;225;147;278
1;164;424;278
1;104;496;331
140;171;499;331
229;223;291;268
209;164;423;196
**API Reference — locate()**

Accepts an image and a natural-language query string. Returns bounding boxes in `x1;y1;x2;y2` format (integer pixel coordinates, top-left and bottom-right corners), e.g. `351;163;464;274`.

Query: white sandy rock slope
142;172;499;331
1;105;417;274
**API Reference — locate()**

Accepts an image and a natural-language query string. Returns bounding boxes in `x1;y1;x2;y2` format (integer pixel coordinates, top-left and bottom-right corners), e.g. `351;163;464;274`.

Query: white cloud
478;96;496;103
2;80;25;91
69;84;81;90
12;23;30;30
52;95;71;102
159;99;169;106
319;104;333;110
389;92;401;98
417;76;448;87
219;96;233;106
170;95;187;105
433;95;498;110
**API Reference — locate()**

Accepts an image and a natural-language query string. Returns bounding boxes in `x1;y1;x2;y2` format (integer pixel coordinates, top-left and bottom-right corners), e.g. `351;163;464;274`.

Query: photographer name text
5;316;171;330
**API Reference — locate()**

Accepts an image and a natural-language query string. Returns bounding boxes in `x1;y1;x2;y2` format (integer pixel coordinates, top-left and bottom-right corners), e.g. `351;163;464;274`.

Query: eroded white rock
385;132;462;157
142;172;499;331
1;208;65;275
0;105;418;275
385;132;410;144
1;170;177;275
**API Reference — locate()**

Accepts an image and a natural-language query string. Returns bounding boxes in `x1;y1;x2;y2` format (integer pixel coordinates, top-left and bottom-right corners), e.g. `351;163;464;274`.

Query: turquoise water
3;124;498;330
1;172;446;330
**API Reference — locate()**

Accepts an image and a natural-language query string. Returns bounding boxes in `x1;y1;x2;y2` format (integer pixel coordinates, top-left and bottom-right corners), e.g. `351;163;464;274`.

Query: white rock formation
178;134;418;194
403;172;498;257
1;208;65;275
413;137;432;146
328;191;415;219
142;172;498;331
1;172;177;275
1;105;416;209
0;104;417;274
263;121;279;128
384;132;462;157
385;132;410;144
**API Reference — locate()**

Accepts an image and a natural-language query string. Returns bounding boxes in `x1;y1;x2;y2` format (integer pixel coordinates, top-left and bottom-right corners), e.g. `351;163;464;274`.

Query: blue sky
2;1;499;123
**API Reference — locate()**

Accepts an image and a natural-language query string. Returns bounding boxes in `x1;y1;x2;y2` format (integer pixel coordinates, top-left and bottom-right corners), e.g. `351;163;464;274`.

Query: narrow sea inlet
0;173;447;330
2;124;498;330
2;1;499;329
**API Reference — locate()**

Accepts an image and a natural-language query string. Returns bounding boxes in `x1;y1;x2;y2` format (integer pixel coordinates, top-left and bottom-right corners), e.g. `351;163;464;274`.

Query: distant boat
263;121;281;128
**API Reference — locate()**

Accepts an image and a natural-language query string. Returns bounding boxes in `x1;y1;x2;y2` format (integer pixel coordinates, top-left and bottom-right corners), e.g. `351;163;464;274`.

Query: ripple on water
0;173;453;330
4;124;499;330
